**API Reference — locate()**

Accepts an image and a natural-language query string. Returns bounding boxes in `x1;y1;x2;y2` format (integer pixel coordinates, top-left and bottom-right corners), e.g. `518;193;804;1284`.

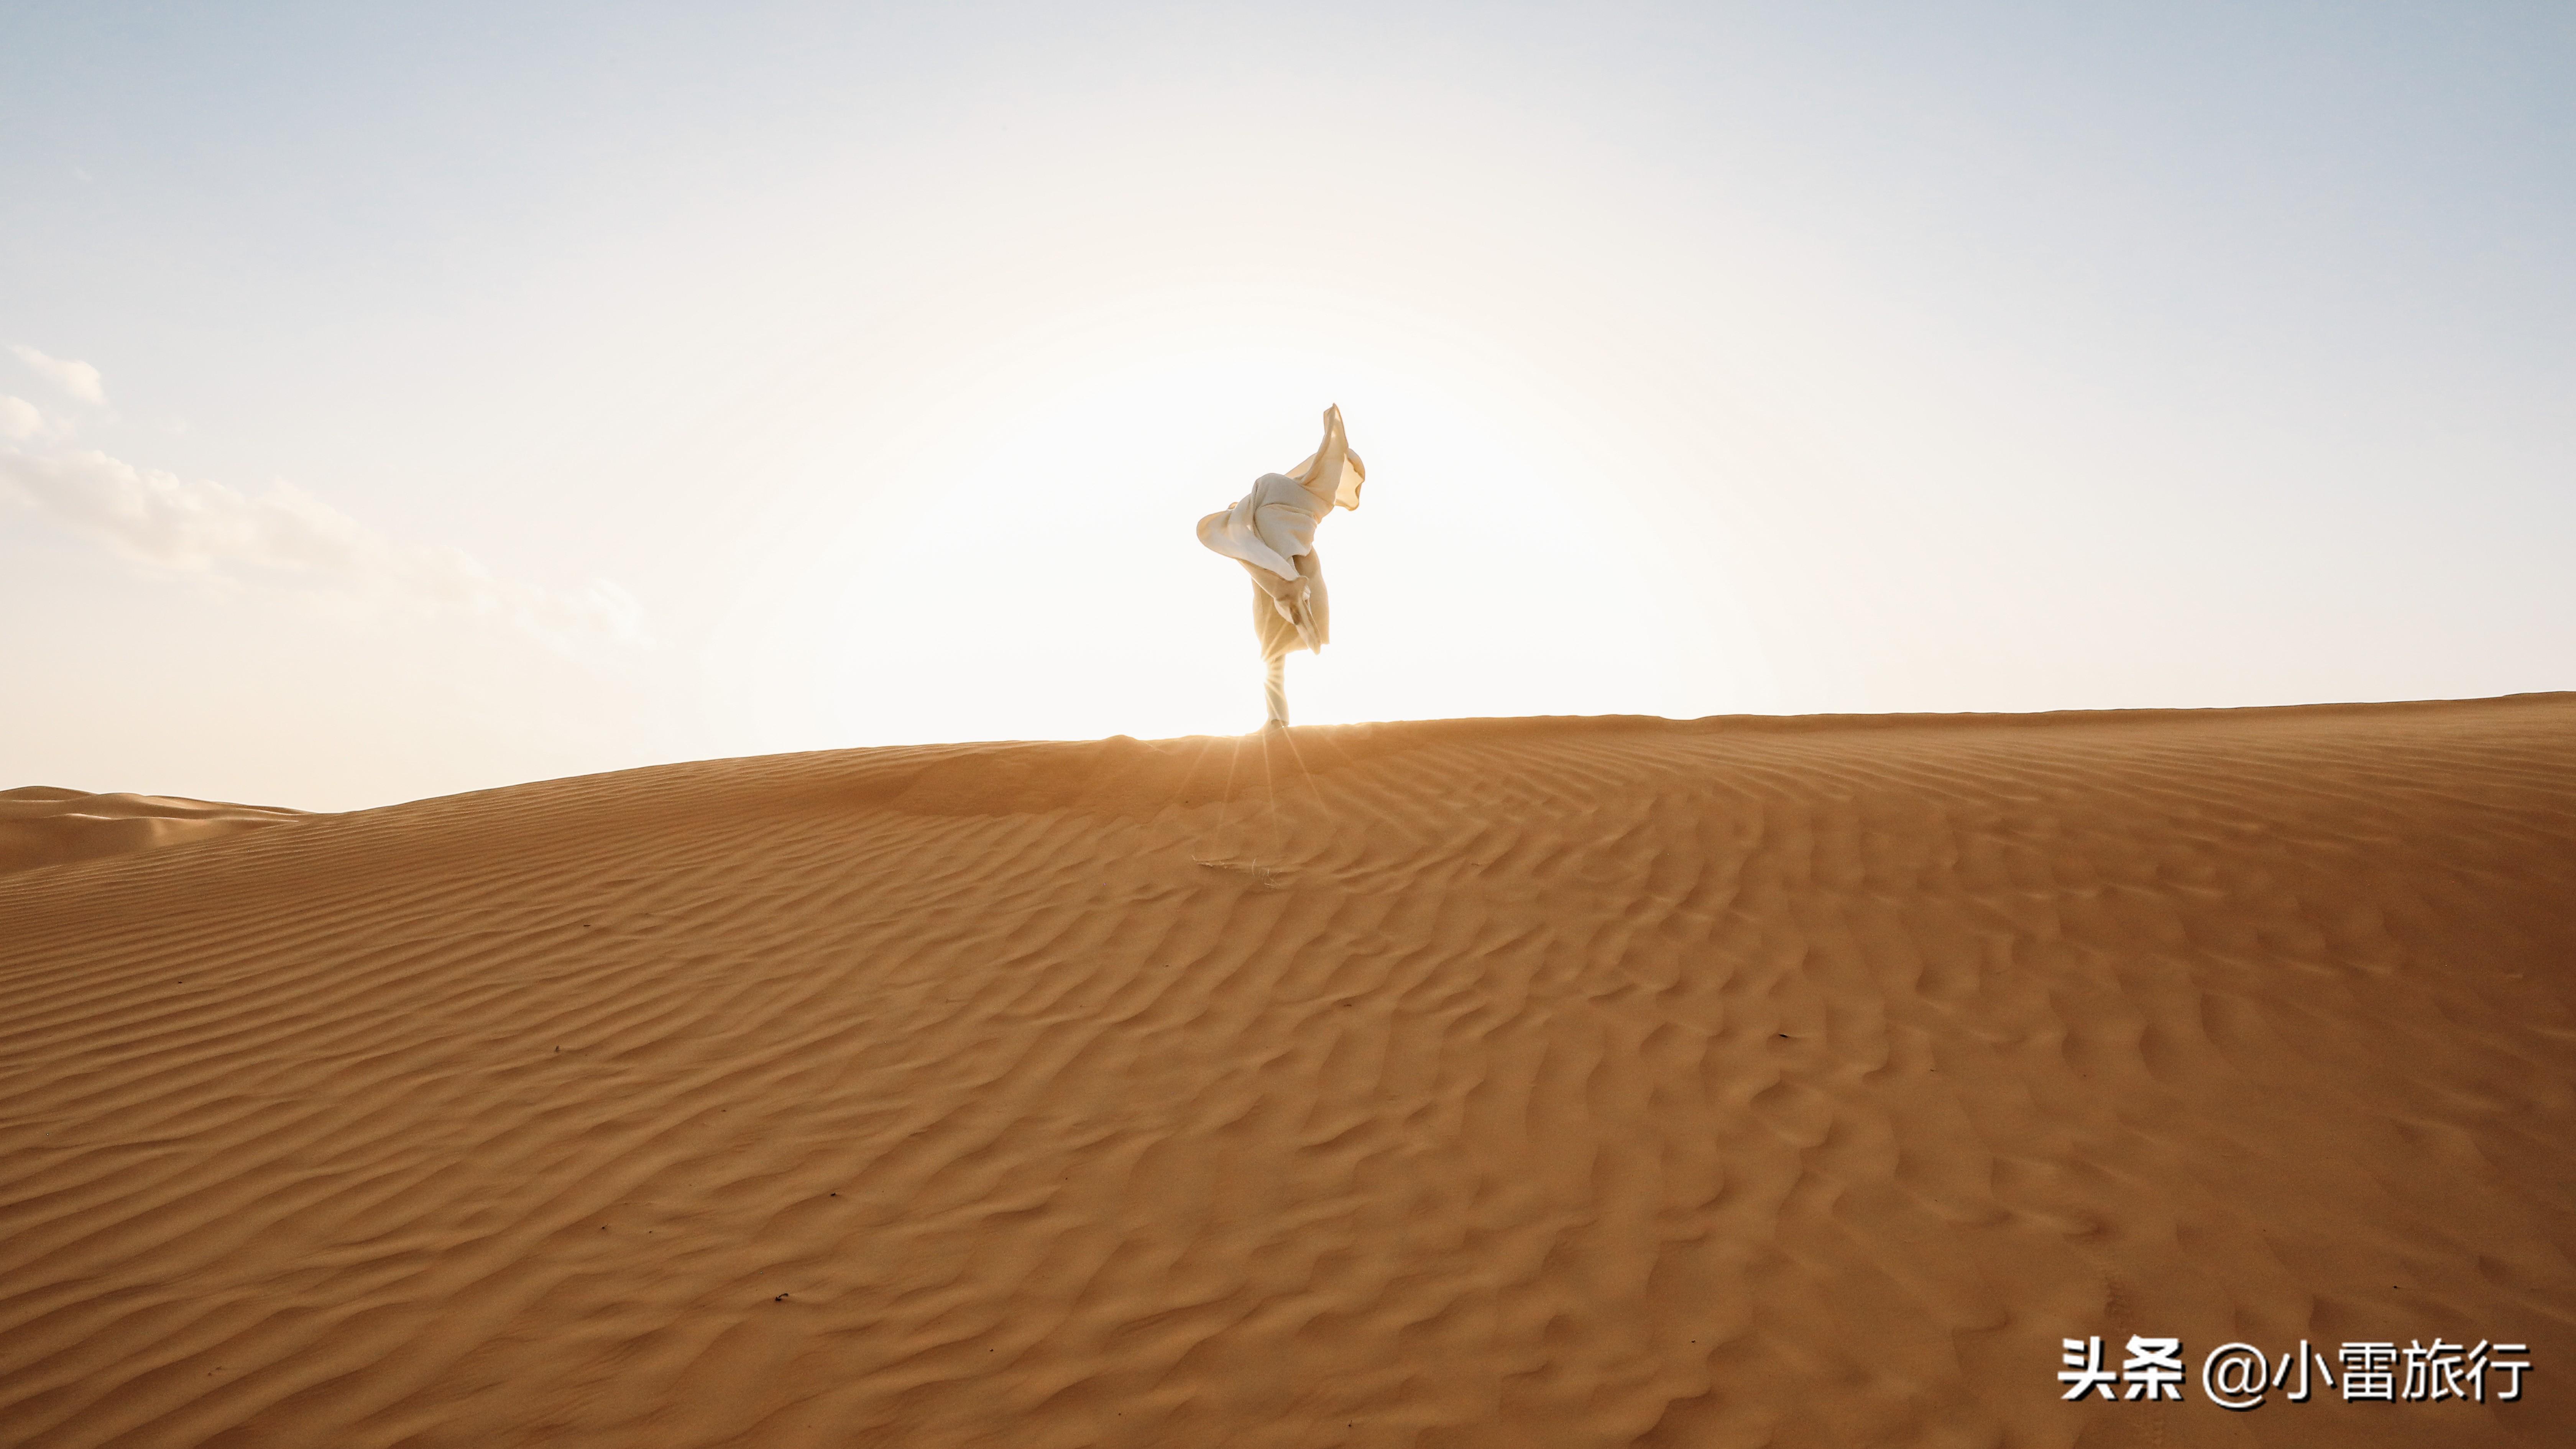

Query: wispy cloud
0;396;51;443
9;345;107;407
0;447;650;657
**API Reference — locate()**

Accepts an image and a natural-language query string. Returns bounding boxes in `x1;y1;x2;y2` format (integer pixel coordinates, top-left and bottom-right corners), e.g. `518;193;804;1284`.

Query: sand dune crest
0;787;309;877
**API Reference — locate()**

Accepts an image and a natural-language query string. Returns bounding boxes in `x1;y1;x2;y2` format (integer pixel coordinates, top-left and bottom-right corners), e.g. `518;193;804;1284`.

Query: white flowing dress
1196;406;1365;723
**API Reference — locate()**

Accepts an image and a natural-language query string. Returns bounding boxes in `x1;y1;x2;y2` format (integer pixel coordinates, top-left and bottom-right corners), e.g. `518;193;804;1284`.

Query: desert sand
0;788;306;879
2;695;2570;1447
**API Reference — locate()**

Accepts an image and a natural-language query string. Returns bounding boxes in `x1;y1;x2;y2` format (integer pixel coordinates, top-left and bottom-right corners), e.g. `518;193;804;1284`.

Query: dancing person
1196;406;1367;728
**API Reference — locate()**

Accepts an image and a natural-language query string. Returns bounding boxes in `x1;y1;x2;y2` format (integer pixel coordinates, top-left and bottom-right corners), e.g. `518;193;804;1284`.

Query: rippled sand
3;696;2570;1447
0;787;305;877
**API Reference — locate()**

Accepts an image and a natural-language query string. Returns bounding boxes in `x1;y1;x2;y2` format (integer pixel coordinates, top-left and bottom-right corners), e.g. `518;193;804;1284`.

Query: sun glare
697;285;1775;751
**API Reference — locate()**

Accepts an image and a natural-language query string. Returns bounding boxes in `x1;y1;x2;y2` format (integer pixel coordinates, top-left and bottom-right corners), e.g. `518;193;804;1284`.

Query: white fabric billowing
1196;406;1364;584
1196;471;1321;583
1281;408;1367;513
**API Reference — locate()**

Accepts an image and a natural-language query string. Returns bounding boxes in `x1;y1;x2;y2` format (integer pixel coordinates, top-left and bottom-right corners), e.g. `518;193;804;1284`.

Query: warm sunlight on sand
6;10;2571;1446
5;696;2569;1445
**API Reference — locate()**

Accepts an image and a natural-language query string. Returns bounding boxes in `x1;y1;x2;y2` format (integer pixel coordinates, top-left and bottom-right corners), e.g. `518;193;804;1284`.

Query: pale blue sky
4;3;2571;808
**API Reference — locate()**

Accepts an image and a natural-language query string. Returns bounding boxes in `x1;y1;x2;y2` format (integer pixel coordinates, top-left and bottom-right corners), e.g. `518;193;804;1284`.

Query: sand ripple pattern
3;699;2573;1447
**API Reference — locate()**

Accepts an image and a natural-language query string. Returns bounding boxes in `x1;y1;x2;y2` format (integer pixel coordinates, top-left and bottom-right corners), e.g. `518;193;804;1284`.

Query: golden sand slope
2;698;2571;1449
0;787;307;877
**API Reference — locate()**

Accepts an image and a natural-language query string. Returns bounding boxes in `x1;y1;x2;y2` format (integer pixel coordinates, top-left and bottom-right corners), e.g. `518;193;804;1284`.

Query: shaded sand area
3;696;2572;1448
0;789;307;878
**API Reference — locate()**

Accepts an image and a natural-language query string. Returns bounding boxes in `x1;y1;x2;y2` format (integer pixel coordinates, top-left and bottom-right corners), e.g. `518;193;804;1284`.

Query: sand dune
0;788;310;879
2;696;2571;1447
